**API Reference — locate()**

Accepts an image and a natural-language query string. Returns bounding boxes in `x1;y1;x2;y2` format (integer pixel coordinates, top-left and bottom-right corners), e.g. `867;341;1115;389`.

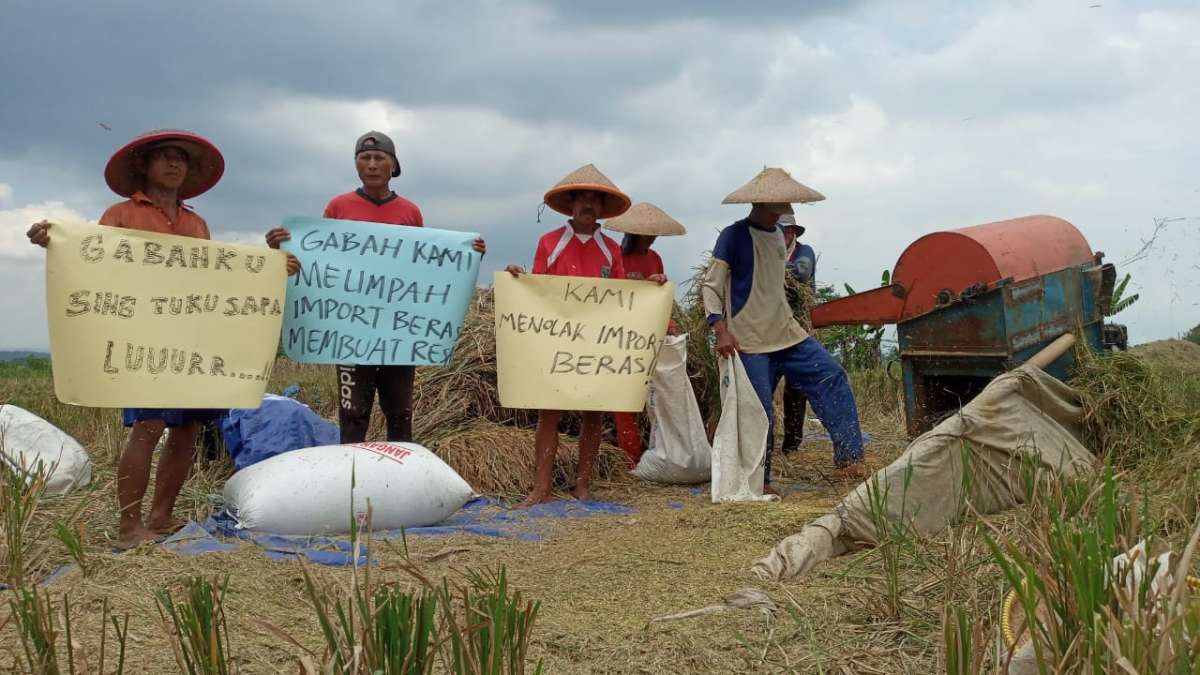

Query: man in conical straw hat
505;165;667;505
701;167;868;491
604;202;685;467
26;129;289;548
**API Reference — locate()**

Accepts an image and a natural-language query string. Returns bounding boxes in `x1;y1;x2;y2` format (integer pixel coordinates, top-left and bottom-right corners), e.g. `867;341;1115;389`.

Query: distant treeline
0;350;50;362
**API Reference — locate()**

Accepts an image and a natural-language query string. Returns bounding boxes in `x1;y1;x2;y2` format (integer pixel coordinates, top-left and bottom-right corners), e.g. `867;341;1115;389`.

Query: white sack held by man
633;334;711;485
223;441;473;535
0;404;92;495
711;354;776;502
752;365;1095;580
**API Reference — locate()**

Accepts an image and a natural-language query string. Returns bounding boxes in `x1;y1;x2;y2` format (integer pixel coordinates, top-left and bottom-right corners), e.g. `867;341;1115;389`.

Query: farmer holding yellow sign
26;129;295;549
503;165;669;506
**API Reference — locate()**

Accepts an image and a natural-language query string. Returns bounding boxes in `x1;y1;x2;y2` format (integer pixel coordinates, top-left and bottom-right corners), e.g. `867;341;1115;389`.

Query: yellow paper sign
494;272;674;412
45;220;288;408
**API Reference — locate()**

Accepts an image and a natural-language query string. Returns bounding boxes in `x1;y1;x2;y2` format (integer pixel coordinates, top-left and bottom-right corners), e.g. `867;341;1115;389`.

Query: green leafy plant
862;463;918;621
1184;322;1200;346
155;575;234;675
1106;272;1140;316
53;522;89;577
976;465;1200;673
6;588;129;675
1;460;51;586
813;270;892;371
438;566;543;675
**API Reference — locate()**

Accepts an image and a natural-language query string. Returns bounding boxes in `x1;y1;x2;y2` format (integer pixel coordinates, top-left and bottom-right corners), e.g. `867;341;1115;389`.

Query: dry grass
5;278;1200;673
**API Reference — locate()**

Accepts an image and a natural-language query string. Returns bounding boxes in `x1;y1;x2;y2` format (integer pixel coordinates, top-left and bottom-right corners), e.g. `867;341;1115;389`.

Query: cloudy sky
2;0;1198;350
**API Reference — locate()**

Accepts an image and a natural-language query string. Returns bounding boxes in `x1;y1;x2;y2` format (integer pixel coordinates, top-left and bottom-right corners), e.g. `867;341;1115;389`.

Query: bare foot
572;483;592;501
115;525;160;550
145;516;186;535
763;483;782;498
517;491;553;509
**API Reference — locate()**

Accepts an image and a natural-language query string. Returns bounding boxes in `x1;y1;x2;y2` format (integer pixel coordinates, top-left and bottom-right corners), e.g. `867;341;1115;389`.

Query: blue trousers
739;337;865;483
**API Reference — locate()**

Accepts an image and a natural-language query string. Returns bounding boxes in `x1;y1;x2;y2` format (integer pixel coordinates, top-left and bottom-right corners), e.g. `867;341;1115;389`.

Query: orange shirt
98;191;210;240
621;249;664;280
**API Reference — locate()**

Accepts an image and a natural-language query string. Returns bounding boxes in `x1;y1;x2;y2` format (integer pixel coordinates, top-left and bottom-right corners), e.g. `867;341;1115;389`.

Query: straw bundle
434;421;627;497
410;289;536;446
1070;342;1200;469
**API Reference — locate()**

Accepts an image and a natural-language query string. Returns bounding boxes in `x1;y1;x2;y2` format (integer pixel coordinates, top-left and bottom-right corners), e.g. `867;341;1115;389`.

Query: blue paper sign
279;216;481;366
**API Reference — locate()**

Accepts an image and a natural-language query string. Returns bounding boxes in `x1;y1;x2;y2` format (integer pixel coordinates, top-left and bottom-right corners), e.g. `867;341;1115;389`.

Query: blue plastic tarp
220;394;340;470
198;497;635;566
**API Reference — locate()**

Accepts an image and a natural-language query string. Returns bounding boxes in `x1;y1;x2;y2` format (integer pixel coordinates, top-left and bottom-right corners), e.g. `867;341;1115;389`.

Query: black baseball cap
355;131;401;177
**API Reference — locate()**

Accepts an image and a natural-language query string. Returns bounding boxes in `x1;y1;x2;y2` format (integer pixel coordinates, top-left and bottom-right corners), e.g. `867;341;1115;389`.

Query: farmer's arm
789;246;815;283
702;228;743;356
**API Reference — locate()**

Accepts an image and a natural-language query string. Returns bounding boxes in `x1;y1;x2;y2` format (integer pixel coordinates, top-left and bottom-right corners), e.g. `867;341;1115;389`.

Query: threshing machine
813;215;1126;438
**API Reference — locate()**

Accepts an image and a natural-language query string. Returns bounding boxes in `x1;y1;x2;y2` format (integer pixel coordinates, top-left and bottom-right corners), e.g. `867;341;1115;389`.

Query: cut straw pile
435;421;627;497
406;289;626;496
1070;341;1200;469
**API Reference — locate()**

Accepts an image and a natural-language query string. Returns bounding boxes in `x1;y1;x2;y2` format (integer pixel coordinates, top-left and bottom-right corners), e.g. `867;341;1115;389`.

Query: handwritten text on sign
494;272;674;412
45;220;288;408
280;217;481;366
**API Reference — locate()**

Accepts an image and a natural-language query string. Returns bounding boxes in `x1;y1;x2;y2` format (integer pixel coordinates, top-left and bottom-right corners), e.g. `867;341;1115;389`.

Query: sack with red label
221;441;474;534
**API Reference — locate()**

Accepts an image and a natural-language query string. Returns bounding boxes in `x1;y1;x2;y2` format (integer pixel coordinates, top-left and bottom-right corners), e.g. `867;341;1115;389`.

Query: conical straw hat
721;167;825;205
604;202;687;236
544;164;632;219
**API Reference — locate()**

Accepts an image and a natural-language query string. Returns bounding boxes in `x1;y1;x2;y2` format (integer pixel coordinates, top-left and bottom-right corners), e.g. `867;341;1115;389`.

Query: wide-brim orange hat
104;129;224;200
543;163;631;219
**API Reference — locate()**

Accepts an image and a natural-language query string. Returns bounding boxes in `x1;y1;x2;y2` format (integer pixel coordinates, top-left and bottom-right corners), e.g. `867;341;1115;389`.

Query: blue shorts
122;408;226;428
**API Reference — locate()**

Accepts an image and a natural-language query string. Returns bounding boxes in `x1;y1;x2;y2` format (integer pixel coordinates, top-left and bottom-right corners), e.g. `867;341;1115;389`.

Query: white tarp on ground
711;354;776;503
753;365;1095;579
633;335;712;485
0;404;92;495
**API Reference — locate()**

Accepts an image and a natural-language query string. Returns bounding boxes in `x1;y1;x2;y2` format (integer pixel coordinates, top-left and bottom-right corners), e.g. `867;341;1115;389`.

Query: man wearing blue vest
701;168;868;495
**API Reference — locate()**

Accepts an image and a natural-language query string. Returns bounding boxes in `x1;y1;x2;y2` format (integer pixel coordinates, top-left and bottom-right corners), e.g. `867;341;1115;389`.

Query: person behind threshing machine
700;167;868;495
27;130;293;548
778;213;817;455
603;202;686;468
264;131;486;444
505;165;667;506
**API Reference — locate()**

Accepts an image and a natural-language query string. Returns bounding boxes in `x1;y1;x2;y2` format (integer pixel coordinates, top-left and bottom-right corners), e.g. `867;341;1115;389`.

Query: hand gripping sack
710;355;775;502
222;442;474;534
632;335;711;484
0;404;92;495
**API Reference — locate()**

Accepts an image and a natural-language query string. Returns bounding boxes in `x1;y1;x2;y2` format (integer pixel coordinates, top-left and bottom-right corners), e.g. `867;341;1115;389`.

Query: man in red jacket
505;164;665;506
267;131;485;444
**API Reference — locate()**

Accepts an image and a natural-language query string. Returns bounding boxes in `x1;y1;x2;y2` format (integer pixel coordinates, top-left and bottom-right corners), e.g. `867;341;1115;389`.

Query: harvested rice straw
432;421;627;497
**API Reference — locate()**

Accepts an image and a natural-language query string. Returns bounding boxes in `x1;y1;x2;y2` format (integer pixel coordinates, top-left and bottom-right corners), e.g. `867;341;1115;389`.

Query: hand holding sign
494;272;674;412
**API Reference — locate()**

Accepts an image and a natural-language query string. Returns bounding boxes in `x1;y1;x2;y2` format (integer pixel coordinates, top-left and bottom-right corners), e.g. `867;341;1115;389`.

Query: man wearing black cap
266;131;485;444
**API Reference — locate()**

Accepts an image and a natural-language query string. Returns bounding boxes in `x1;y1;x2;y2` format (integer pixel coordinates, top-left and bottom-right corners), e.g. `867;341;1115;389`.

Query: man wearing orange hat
26;129;271;548
505;165;666;506
702;168;868;493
